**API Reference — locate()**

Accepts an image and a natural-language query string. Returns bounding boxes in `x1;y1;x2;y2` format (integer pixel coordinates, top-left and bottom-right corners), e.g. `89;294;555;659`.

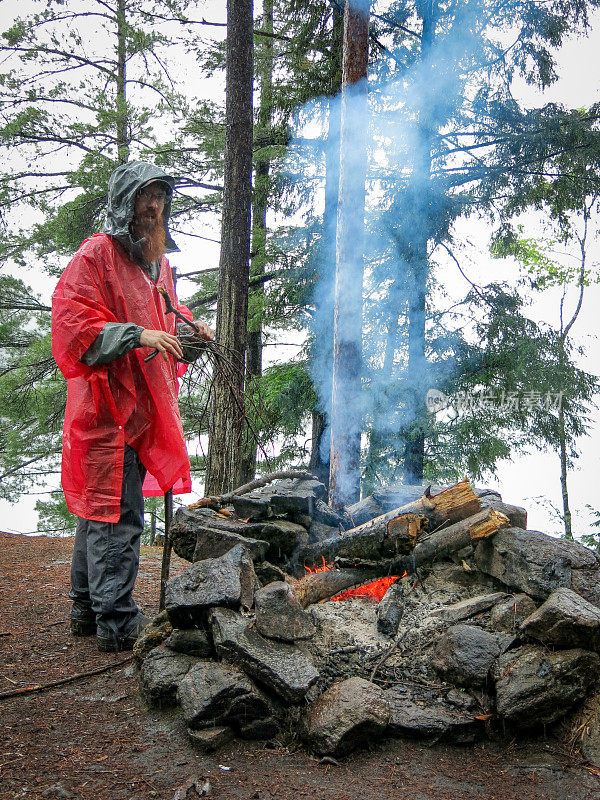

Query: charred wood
292;568;379;609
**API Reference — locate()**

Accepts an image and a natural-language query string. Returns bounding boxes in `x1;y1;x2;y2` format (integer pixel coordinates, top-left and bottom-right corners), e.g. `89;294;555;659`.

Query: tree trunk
309;410;330;487
309;10;343;491
402;3;436;483
239;0;274;485
205;0;254;496
558;345;572;539
364;277;405;492
329;0;370;509
115;0;129;163
149;511;156;546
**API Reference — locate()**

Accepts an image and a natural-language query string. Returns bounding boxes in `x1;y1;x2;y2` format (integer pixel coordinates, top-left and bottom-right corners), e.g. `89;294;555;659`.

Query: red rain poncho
52;232;192;522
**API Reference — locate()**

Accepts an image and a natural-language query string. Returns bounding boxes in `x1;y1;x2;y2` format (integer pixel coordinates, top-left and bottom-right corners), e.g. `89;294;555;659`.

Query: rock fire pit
135;476;600;756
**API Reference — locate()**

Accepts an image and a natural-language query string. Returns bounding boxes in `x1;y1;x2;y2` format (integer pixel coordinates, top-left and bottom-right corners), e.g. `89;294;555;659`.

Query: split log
411;507;510;569
383;513;426;556
292;568;379;609
304;480;481;564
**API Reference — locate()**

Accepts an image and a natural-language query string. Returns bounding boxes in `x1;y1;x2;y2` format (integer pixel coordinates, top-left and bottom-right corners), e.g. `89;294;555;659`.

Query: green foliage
36;494;75;536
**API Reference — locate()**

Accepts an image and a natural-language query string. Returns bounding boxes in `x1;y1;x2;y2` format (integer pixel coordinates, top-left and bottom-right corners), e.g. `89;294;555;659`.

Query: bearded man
51;161;213;652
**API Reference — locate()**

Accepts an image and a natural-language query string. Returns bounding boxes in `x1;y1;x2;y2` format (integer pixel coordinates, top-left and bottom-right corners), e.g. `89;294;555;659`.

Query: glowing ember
332;575;400;603
304;556;334;574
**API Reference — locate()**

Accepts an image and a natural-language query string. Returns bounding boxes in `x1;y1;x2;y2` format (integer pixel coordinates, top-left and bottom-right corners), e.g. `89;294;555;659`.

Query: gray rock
192;526;268;563
139;646;199;704
165;544;256;627
171;507;267;562
494;645;600;725
312;499;348;528
475;528;600;602
308;521;340;544
210;607;319;702
519;587;600;650
164;627;214;658
432;624;501;687
346;495;384;527
446;688;476;711
255;561;291;586
187;726;234;752
386;685;480;741
178;660;273;731
268;478;328;516
490;594;537;633
232;493;272;520
429;592;507;624
304;677;390;755
239;717;281;740
255;581;316;642
259;520;309;556
479;496;527;529
377;581;405;637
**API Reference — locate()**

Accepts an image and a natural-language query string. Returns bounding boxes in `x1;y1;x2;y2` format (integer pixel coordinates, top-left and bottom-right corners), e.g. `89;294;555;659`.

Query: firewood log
303;480;481;564
411;507;510;568
292;568;379;608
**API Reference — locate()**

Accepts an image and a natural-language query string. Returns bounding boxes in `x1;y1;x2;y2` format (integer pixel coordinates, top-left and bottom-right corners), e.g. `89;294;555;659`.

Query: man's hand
139;329;184;361
193;321;215;342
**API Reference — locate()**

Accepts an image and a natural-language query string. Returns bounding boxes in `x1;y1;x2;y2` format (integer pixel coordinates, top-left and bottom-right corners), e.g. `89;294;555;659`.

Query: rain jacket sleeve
82;322;144;366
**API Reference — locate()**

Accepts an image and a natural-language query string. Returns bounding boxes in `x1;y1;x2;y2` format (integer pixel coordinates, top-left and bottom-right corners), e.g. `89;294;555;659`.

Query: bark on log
292;568;378;608
304;480;480;563
411;507;510;568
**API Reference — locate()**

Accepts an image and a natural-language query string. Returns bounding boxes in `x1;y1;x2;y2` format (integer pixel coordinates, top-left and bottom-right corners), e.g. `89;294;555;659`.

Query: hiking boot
97;634;120;653
70;617;97;637
70;603;96;637
97;613;150;653
120;613;151;651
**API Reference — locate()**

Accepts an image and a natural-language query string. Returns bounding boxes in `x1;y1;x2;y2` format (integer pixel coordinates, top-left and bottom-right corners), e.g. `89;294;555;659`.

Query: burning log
411;507;510;569
292;568;379;609
304;480;481;564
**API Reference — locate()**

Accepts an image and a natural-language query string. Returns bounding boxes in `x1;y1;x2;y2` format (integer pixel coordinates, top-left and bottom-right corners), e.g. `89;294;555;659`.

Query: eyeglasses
137;187;170;204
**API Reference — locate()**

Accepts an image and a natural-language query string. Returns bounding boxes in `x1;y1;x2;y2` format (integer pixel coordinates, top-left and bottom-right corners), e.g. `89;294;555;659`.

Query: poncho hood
104;160;179;260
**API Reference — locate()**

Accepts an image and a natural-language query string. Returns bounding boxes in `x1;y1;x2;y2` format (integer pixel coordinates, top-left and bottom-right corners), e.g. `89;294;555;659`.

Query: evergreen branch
0;45;116;78
187;270;289;310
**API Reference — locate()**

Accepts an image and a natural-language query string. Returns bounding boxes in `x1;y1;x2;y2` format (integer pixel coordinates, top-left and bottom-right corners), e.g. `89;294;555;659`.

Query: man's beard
132;211;166;263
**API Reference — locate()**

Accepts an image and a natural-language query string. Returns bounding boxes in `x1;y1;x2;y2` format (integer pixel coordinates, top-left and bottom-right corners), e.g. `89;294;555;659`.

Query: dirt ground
1;532;600;800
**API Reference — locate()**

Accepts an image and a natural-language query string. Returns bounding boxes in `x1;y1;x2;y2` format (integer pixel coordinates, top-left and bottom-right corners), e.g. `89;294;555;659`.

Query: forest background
1;0;599;543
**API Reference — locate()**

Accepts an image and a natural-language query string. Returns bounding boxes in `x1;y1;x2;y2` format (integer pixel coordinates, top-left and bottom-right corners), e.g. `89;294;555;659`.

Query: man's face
132;181;169;261
133;182;168;234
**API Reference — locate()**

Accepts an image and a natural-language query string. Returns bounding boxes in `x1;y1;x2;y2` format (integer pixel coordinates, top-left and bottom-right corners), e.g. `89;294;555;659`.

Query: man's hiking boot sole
70;618;96;637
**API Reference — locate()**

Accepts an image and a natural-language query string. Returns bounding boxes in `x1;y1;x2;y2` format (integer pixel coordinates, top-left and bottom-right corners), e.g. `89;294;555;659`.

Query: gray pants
70;445;145;640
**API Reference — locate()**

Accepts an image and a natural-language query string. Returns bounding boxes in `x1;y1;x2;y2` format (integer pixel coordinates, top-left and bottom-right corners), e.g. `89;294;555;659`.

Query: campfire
135;475;600;756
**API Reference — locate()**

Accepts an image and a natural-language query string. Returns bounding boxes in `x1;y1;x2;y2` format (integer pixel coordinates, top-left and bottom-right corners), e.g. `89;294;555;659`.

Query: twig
369;633;407;682
0;656;134;701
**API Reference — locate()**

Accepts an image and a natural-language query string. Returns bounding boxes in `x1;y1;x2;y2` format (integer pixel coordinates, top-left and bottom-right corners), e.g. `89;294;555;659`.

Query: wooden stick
159;488;174;612
0;657;134;702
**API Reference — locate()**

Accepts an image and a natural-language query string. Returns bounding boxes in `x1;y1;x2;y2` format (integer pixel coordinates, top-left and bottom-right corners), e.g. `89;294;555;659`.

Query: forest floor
1;531;600;800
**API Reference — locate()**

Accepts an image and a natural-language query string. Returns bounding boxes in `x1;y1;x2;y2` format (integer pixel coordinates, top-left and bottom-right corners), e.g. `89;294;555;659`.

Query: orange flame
304;556;334;574
332;575;400;603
